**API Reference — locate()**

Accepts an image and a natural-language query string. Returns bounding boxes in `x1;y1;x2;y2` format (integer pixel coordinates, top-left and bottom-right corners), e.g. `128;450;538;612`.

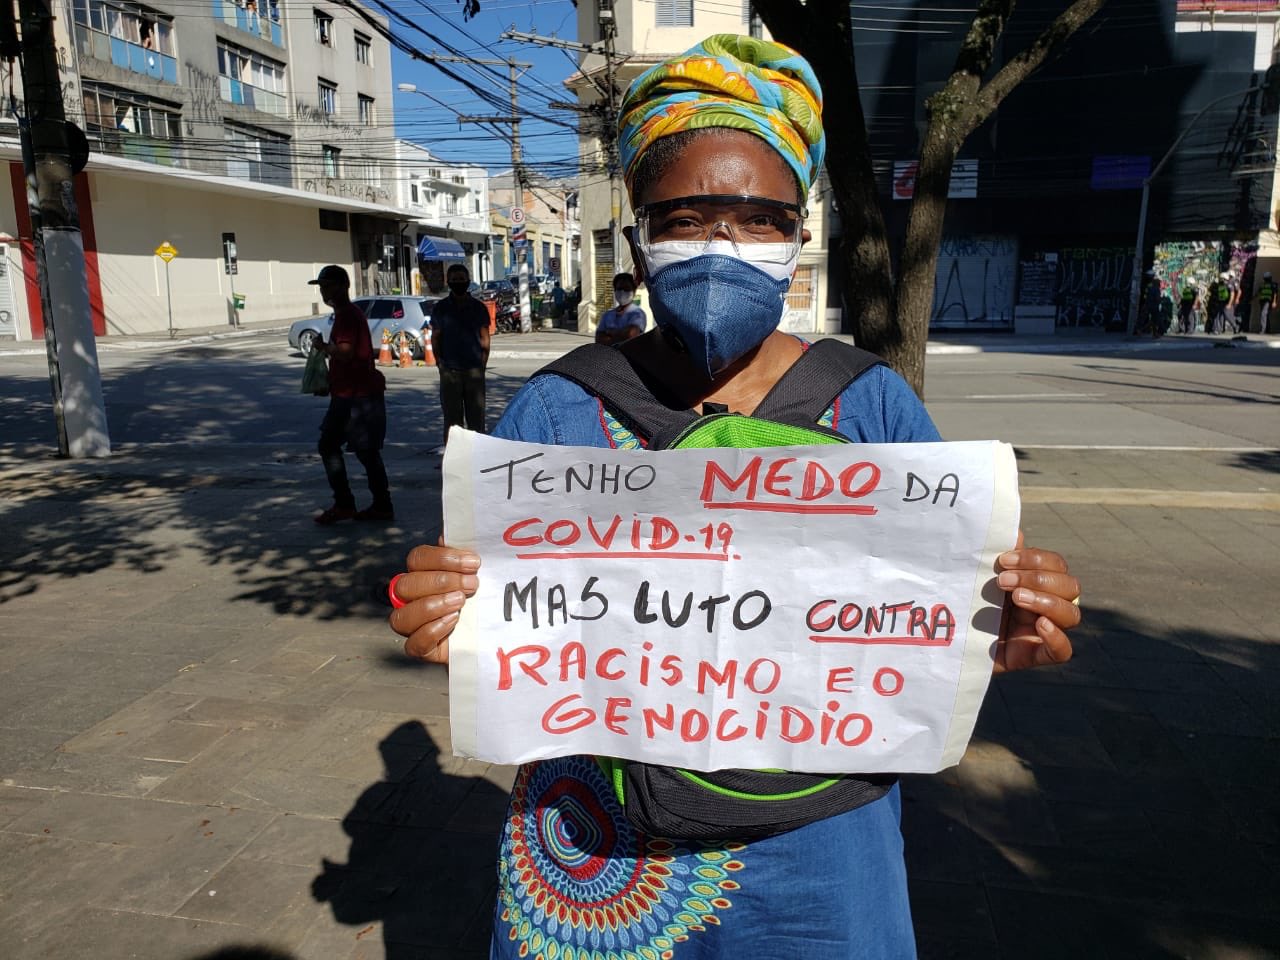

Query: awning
417;235;467;260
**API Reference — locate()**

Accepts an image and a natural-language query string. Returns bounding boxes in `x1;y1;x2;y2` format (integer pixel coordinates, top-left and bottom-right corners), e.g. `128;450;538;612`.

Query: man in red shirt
308;265;394;524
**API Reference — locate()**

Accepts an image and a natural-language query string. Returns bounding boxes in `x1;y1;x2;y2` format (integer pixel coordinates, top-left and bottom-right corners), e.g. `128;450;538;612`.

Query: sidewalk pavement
0;353;1278;958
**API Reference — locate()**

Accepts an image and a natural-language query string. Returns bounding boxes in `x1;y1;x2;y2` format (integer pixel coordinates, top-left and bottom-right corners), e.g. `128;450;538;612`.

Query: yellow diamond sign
154;241;179;262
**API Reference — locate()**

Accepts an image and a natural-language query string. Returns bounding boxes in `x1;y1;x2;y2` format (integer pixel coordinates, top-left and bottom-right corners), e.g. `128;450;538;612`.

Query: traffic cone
398;333;412;368
377;328;392;365
422;329;436;367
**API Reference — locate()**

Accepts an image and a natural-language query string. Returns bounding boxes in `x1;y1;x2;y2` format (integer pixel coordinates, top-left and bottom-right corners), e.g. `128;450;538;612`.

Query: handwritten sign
444;431;1020;774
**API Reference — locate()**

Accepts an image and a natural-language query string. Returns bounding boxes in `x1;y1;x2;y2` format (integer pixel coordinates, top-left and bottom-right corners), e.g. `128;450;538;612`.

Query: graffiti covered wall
930;234;1016;328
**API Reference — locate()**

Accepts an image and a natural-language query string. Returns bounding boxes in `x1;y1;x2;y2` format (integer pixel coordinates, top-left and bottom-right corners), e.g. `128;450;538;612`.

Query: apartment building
392;140;491;294
0;0;417;338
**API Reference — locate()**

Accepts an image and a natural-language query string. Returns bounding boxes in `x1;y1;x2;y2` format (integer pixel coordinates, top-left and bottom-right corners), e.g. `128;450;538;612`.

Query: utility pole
502;27;628;326
423;53;532;333
14;0;110;456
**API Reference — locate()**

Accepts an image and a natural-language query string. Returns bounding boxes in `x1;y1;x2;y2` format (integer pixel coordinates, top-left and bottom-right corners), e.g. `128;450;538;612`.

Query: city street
0;327;1278;959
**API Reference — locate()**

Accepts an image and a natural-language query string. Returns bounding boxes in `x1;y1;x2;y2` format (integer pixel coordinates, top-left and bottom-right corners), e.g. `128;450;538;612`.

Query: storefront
415;233;467;295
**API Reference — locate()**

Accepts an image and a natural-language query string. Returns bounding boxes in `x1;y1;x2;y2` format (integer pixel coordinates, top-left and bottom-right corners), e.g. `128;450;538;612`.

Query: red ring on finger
388;573;407;610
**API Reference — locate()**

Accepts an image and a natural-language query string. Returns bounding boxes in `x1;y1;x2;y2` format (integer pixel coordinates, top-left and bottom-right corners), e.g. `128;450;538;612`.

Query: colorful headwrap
619;34;825;202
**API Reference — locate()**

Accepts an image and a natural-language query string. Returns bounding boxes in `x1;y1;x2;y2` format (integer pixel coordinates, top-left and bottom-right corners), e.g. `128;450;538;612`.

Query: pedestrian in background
308;265;393;525
1206;273;1231;334
1253;271;1276;334
429;263;490;451
595;272;647;346
1177;280;1199;334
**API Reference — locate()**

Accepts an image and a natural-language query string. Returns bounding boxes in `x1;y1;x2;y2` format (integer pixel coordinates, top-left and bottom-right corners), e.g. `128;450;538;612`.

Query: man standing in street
1206;273;1231;334
1253;271;1276;334
430;263;490;451
309;265;394;524
595;273;647;346
1177;280;1199;334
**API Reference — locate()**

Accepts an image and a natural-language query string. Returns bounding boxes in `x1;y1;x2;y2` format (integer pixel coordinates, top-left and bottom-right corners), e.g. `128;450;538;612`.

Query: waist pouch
619;762;895;841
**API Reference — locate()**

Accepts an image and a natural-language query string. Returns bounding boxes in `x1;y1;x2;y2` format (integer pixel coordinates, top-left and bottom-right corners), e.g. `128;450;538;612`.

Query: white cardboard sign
444;431;1020;774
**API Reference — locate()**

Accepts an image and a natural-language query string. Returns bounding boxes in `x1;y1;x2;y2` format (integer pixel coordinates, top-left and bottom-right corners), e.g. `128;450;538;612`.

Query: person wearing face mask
427;263;491;451
595;272;647;346
389;35;1082;959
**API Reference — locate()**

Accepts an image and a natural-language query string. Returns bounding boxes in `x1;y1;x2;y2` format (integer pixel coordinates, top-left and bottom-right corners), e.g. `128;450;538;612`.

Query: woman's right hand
389;542;481;664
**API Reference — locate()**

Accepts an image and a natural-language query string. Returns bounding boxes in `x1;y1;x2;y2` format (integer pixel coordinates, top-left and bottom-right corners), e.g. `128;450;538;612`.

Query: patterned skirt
489;756;916;960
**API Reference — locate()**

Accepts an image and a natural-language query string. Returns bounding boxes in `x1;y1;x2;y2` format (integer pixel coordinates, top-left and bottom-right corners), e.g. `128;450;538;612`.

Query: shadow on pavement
312;719;502;959
187;947;298;960
0;351;529;614
904;604;1280;959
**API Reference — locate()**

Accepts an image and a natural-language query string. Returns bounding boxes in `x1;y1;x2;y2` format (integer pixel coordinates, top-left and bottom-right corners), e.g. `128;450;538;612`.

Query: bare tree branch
976;0;1108;120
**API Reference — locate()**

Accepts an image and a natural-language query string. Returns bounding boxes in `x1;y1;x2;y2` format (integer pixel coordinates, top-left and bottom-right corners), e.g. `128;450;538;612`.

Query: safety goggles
634;194;807;260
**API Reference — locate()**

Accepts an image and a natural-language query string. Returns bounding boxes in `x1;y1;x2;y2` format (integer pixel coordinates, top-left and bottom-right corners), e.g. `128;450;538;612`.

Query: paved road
0;329;1277;959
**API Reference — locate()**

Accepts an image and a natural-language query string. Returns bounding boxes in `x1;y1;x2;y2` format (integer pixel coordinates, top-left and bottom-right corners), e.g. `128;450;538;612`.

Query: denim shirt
492;354;941;447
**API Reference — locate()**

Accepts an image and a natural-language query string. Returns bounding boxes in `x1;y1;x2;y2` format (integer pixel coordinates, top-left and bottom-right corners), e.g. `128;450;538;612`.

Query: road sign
510;206;525;225
510;222;527;242
154;241;179;262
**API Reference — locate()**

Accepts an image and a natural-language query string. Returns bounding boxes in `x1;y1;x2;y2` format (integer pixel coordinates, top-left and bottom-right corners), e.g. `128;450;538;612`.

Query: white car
287;296;440;358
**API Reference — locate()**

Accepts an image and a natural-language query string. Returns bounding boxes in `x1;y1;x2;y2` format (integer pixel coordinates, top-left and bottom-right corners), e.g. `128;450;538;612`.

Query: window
217;41;288;114
358;94;375;126
354;32;371;65
655;0;693;27
322;144;341;177
319;209;348;231
224;123;290;185
743;2;763;37
82;81;181;139
313;9;333;46
410;183;419;204
317;79;337;115
71;0;177;71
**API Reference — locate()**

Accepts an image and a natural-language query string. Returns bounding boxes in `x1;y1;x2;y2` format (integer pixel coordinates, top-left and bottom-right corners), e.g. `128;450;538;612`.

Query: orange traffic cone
422;328;436;367
398;333;412;368
377;328;393;365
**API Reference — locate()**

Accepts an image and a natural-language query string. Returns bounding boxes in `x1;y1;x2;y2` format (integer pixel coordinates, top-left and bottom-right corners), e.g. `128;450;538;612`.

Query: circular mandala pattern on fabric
497;757;745;959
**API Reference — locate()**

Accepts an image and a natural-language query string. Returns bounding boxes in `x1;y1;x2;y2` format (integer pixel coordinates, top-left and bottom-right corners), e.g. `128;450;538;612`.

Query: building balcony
211;0;284;47
91;131;184;168
219;77;288;117
73;24;178;84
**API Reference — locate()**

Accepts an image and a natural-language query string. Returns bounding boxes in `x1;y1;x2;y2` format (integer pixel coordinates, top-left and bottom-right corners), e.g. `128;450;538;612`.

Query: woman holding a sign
391;35;1081;959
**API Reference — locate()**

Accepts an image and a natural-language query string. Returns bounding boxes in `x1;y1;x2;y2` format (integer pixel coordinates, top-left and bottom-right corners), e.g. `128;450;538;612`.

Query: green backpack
538;333;896;840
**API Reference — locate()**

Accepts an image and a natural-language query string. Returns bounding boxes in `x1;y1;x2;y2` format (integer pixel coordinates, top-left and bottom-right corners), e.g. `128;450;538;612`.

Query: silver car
288;296;440;358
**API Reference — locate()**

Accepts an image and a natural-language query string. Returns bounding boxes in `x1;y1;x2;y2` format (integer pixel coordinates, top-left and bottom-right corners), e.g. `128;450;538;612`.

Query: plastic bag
301;346;330;396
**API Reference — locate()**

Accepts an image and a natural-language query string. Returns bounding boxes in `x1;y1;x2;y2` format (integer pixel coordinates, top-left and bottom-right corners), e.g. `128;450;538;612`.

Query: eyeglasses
634;194;807;255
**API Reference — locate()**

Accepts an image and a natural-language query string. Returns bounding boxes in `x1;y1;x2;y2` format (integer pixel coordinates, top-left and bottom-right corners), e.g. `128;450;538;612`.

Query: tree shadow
0;350;528;614
902;605;1280;958
312;718;507;960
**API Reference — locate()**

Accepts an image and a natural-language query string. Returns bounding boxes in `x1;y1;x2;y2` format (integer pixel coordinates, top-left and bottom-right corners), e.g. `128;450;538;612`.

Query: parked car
479;279;516;304
288;296;440;358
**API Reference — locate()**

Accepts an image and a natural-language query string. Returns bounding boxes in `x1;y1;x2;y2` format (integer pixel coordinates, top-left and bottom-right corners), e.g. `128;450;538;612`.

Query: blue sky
389;0;585;177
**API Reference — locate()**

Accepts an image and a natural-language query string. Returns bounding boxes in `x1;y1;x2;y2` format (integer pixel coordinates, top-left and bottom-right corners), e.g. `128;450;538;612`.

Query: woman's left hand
993;531;1081;675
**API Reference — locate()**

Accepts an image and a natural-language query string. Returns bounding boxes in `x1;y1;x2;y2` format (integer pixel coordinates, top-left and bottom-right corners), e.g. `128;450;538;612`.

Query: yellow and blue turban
618;34;825;202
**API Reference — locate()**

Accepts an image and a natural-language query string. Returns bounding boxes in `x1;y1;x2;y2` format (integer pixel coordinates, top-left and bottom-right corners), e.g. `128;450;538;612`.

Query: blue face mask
642;252;792;379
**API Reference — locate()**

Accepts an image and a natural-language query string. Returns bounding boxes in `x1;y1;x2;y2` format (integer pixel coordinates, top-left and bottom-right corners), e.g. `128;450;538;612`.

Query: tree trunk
754;0;897;353
894;127;962;396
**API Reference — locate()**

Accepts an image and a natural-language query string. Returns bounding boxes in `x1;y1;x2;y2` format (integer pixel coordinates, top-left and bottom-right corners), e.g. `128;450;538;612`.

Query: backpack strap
537;336;697;443
752;339;884;427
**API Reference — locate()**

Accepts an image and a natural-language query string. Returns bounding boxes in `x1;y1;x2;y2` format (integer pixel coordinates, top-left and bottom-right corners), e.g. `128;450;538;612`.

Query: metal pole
228;263;239;328
165;259;174;338
1125;180;1151;336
